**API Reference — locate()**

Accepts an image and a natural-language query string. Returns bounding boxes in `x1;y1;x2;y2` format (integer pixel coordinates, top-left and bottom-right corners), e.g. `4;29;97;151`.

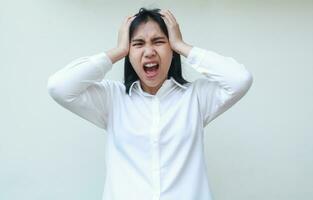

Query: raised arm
186;47;253;126
161;9;253;126
47;15;135;130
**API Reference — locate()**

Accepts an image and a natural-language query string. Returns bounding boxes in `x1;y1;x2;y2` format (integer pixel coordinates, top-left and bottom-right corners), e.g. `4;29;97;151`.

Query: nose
143;45;156;58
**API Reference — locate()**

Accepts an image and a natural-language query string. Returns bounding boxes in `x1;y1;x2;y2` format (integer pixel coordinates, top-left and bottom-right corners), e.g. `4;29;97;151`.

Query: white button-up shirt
47;47;253;200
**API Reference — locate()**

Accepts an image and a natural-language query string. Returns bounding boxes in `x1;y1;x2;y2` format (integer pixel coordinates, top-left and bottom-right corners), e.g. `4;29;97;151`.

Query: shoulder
190;78;218;90
99;79;126;95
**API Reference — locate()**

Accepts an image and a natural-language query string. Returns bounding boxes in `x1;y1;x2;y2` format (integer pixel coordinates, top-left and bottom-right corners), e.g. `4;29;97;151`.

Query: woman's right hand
106;15;136;64
117;15;136;55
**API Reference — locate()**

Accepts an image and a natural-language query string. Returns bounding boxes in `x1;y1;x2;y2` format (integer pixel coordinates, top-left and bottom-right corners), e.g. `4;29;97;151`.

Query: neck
141;83;161;95
140;78;167;95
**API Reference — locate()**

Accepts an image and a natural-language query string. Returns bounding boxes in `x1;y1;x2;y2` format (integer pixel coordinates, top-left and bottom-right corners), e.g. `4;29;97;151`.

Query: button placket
151;97;161;199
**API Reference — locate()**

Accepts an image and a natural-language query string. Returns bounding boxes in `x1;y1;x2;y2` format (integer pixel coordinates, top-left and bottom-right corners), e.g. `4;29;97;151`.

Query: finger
160;11;173;25
124;16;135;27
166;10;177;23
160;10;169;19
161;12;171;26
163;10;176;25
127;15;136;22
124;15;134;23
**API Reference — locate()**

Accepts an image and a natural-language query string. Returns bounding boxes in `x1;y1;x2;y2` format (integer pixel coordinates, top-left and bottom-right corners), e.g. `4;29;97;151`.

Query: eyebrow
131;36;166;43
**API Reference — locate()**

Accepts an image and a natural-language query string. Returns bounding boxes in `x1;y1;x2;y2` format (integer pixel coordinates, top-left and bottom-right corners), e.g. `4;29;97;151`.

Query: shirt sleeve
185;46;253;127
47;52;113;130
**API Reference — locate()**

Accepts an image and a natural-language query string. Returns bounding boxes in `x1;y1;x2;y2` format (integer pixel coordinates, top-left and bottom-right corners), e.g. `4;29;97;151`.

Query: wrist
173;42;193;57
117;47;129;57
106;47;128;64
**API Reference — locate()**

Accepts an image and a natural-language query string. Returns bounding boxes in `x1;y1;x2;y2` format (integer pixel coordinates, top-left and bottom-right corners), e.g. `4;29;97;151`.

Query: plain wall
0;0;312;199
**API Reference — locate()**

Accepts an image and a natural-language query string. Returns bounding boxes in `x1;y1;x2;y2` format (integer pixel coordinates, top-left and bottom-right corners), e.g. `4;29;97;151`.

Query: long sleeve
47;52;113;130
186;47;253;127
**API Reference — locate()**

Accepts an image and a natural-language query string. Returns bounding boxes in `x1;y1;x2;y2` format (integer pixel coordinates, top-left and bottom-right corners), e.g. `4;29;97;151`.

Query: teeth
144;63;158;68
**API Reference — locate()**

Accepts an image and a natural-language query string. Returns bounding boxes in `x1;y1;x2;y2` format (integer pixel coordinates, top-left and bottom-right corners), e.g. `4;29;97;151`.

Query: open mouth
143;62;159;78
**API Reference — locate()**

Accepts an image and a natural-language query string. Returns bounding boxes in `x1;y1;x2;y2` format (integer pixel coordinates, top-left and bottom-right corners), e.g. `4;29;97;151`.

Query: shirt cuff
185;46;207;69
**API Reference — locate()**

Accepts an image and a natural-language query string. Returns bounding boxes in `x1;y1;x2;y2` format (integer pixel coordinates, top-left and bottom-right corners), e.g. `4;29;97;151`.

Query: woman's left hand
160;10;192;57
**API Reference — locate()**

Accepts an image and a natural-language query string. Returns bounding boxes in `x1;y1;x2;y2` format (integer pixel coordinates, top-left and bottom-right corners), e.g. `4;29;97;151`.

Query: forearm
173;42;193;58
106;47;128;64
47;52;113;102
186;47;253;95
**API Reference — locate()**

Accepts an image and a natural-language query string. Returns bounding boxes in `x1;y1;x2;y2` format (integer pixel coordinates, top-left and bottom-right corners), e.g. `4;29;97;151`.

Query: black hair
124;7;189;94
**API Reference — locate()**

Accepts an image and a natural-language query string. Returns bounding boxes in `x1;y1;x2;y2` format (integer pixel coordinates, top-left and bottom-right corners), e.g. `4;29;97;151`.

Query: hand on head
107;9;192;64
159;10;184;53
117;15;136;56
117;9;186;56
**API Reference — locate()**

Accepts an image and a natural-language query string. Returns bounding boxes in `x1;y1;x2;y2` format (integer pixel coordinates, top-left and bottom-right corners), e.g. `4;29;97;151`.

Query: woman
47;8;253;200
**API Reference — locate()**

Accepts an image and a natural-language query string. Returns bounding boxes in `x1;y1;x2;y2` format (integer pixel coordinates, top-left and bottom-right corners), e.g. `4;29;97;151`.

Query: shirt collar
128;77;188;97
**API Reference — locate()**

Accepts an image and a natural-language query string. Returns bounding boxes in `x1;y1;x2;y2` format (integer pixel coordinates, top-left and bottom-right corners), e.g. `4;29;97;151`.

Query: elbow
243;69;253;89
234;68;253;96
47;75;67;103
47;75;59;99
47;73;77;104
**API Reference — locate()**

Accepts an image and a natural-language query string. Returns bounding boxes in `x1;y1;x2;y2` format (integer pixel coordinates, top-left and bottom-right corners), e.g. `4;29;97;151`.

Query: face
129;20;173;95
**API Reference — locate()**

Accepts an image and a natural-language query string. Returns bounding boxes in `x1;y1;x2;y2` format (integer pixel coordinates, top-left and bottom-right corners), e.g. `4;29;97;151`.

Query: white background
0;0;312;199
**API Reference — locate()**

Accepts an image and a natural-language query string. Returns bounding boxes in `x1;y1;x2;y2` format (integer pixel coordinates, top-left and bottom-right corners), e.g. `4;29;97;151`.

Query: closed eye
132;43;143;46
155;41;165;44
132;41;165;46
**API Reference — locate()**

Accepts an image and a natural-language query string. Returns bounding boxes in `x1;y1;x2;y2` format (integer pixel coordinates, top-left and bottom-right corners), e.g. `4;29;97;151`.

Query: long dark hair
124;8;189;94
